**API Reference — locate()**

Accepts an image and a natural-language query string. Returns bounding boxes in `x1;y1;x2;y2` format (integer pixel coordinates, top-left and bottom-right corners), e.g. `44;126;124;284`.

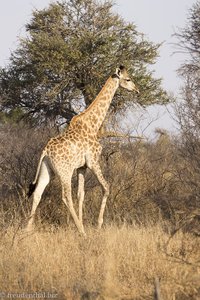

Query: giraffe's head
114;65;139;93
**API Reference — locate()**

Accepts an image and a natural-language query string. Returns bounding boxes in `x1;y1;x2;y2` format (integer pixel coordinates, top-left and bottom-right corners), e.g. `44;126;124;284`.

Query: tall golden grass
0;223;199;299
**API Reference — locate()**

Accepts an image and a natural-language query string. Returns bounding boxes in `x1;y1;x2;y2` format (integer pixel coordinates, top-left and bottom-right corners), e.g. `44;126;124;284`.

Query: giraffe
27;66;139;235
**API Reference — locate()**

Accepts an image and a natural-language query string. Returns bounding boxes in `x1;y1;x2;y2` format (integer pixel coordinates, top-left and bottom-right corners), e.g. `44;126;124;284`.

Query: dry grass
0;224;200;300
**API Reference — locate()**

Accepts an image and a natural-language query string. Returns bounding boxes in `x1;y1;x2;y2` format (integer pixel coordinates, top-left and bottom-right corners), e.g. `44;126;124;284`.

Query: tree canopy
0;0;169;126
175;0;200;137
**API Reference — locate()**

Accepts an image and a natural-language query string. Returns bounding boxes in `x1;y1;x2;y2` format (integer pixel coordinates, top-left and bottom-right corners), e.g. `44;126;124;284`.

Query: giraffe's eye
126;79;131;82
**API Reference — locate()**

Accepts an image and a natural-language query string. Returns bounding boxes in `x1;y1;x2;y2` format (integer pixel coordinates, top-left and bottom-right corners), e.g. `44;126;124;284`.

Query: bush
0;124;199;235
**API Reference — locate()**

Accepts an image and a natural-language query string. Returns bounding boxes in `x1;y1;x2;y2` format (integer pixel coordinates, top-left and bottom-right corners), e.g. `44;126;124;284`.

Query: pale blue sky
115;0;194;93
0;0;196;136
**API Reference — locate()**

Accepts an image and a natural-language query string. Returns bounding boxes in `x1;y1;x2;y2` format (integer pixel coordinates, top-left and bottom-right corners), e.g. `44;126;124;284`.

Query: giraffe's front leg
91;163;110;229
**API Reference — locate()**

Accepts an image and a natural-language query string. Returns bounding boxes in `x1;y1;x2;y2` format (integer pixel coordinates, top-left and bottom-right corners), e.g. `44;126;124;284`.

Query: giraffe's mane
71;76;114;124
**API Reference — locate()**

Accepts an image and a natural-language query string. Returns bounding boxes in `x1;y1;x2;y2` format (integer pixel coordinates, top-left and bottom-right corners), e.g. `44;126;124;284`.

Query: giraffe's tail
28;182;37;198
27;150;46;198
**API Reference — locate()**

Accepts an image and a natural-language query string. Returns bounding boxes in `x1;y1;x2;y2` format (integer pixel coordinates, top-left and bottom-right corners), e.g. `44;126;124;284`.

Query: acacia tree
174;1;200;228
0;0;168;125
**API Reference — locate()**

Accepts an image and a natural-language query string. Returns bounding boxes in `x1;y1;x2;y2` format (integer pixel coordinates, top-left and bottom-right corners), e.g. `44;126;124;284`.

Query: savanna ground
0;223;200;300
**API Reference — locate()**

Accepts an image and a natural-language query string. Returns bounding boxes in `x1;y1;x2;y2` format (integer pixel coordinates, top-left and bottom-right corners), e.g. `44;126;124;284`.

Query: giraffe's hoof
77;226;86;237
25;223;35;233
78;231;86;238
97;221;103;230
81;230;87;237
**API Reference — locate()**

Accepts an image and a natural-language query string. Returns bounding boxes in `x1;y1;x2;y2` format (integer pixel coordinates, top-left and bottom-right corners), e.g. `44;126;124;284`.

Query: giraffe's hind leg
77;167;86;227
61;176;86;235
26;159;51;231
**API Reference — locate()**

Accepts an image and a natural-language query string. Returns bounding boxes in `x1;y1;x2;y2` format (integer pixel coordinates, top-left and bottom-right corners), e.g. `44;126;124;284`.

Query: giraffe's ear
119;65;125;71
115;65;125;77
115;67;121;77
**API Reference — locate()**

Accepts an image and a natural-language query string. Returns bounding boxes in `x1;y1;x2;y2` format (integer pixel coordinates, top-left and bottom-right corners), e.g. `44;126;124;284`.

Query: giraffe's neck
71;76;119;134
